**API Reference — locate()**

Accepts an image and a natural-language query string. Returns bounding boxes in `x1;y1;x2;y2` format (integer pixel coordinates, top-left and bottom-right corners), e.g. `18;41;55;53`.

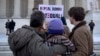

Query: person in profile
89;20;95;34
9;19;16;33
68;7;94;56
5;19;10;35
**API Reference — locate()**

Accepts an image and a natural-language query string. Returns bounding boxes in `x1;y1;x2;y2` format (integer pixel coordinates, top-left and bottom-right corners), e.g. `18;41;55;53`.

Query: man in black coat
5;19;10;35
9;19;16;33
89;20;95;34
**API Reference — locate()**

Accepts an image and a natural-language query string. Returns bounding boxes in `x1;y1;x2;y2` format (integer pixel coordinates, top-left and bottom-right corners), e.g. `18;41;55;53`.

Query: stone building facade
0;0;100;34
0;0;89;19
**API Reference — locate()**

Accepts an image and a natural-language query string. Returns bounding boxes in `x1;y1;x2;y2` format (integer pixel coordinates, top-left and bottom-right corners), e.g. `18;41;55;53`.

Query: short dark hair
30;11;45;27
68;7;85;21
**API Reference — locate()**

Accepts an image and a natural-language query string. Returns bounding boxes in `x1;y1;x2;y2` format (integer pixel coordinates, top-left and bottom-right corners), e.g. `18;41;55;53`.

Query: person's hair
61;17;67;25
91;20;93;22
30;11;45;27
68;7;85;21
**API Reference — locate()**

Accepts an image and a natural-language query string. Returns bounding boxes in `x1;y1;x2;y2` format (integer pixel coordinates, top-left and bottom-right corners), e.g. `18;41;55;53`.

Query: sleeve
30;34;67;56
71;31;89;56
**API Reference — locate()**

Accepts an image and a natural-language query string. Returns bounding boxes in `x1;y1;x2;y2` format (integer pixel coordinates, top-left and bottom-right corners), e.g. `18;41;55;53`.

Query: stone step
94;44;100;50
0;46;10;51
0;51;13;56
94;42;100;45
94;50;100;56
0;42;8;46
94;47;100;50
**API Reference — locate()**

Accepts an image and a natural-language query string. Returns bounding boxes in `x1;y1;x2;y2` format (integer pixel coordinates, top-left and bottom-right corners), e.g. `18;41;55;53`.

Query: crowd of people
8;7;96;56
5;19;16;35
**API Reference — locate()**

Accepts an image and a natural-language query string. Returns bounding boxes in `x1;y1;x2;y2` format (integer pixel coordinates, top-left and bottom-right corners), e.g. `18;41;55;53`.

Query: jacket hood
9;25;36;52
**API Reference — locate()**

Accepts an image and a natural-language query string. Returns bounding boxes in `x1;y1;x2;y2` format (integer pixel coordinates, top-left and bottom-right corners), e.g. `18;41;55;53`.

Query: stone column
62;0;69;18
69;0;75;8
27;0;34;18
0;0;6;18
75;0;88;11
96;0;99;10
49;0;56;5
75;0;87;11
43;0;49;4
92;0;97;11
56;0;62;5
12;0;21;18
82;0;88;10
75;0;82;7
98;0;100;10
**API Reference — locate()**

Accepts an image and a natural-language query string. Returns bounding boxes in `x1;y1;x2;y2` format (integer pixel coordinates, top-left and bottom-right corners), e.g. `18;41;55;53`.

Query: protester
61;16;70;37
9;19;16;33
46;19;75;56
89;20;95;34
8;11;68;56
5;19;10;35
68;7;94;56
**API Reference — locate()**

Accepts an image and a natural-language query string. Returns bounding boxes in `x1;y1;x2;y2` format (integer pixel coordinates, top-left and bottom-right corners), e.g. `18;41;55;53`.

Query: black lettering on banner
45;13;61;18
50;14;55;18
45;13;50;18
52;7;62;11
40;7;42;10
40;7;51;11
45;13;47;18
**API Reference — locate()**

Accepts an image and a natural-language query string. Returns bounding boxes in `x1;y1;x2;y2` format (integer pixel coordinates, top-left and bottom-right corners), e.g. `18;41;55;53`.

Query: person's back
8;11;67;56
89;20;95;34
9;20;15;29
5;19;10;35
5;21;10;28
8;25;36;56
89;22;95;29
46;19;75;56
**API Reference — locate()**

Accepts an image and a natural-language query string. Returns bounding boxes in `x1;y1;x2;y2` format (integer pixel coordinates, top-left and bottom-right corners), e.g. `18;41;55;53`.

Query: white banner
39;5;64;20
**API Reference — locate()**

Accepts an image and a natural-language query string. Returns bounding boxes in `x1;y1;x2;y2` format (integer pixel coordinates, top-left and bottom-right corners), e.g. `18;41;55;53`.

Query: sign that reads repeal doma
39;5;64;19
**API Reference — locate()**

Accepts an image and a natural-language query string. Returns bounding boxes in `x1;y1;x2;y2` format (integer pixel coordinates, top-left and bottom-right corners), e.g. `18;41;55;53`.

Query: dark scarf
69;21;86;39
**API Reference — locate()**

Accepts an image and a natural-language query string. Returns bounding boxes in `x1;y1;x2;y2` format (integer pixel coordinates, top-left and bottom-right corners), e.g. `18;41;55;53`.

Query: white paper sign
39;5;64;20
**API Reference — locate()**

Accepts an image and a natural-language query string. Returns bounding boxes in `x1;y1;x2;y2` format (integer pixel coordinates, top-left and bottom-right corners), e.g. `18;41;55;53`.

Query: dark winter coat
8;25;66;56
5;22;10;28
9;21;15;29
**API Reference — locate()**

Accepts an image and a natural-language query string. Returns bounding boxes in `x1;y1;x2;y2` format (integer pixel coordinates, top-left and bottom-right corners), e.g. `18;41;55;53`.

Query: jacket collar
22;25;34;31
69;21;86;39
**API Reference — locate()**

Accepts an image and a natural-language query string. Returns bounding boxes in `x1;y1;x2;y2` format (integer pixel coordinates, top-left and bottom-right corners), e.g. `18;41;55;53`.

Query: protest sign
39;5;64;19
